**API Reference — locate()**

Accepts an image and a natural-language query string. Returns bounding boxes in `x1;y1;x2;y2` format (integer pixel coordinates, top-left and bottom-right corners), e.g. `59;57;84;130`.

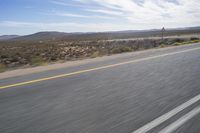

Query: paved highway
1;43;200;133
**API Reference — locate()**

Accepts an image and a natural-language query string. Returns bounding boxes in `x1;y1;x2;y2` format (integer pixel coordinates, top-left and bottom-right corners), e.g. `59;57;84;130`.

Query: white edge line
159;106;200;133
132;94;200;133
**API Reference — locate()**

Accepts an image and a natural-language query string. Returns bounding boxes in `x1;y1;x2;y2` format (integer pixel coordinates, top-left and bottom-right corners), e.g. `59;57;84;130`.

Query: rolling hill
1;26;200;42
0;35;20;40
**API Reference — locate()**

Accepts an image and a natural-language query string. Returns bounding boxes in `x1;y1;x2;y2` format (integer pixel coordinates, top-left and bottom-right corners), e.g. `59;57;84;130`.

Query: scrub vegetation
0;32;200;72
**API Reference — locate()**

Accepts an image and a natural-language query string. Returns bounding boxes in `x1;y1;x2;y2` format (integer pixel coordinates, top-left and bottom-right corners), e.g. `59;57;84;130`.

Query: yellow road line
1;47;200;90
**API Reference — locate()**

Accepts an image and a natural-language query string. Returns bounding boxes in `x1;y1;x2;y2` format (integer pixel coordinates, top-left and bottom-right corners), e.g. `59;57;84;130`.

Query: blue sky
0;0;200;35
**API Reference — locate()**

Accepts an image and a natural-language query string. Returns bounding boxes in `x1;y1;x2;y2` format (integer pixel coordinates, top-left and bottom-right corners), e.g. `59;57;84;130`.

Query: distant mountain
0;35;20;40
3;26;200;42
11;31;71;41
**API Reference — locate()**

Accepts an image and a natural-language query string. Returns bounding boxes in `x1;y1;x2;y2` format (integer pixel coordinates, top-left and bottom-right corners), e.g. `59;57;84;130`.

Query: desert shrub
0;63;6;72
168;40;177;45
173;42;182;46
111;48;121;54
111;46;132;54
172;39;200;46
160;44;166;48
190;40;200;43
121;46;132;52
91;51;101;58
50;56;57;61
190;37;199;41
159;40;167;45
30;56;46;66
173;38;185;43
0;55;8;58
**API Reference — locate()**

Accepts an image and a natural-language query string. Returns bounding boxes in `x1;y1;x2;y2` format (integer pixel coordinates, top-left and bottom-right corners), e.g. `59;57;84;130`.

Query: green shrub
174;38;184;43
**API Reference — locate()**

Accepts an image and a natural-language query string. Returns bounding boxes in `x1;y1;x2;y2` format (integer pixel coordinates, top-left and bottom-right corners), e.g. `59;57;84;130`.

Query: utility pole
161;27;166;42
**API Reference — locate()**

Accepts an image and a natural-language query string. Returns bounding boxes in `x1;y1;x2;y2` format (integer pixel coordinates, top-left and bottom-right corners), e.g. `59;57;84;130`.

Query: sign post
161;27;166;42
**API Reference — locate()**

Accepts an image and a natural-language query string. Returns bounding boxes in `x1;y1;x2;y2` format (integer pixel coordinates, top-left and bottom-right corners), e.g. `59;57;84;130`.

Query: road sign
161;27;166;41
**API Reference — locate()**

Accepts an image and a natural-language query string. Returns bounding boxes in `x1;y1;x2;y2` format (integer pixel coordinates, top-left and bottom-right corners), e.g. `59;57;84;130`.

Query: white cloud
84;0;200;28
51;0;87;7
85;9;123;16
54;12;89;18
49;11;115;19
51;0;200;29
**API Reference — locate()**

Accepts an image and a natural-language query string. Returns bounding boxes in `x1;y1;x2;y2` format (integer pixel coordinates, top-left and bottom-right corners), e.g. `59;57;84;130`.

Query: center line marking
159;106;200;133
132;94;200;133
1;47;200;89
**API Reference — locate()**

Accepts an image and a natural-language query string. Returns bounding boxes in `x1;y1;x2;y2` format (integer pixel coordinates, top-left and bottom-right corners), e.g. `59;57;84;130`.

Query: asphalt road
1;43;200;133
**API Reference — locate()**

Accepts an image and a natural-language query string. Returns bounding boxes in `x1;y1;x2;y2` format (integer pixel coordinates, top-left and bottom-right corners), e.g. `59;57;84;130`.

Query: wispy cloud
48;11;115;19
50;0;200;28
85;9;123;16
54;12;89;18
51;0;86;7
77;0;200;28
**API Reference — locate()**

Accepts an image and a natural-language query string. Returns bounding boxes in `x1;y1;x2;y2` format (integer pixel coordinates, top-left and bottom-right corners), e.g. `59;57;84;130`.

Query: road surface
1;43;200;133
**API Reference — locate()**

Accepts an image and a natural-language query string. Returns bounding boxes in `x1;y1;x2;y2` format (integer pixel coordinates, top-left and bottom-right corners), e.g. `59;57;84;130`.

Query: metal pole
161;27;165;42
